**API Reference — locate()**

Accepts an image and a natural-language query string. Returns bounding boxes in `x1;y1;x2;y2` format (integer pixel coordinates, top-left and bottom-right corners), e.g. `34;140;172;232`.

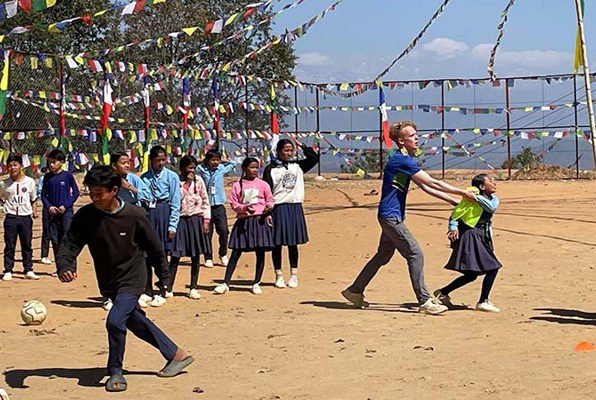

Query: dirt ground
1;175;595;400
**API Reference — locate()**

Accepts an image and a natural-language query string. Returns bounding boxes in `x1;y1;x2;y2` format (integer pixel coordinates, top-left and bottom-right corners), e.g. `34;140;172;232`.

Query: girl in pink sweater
213;157;274;295
169;156;211;300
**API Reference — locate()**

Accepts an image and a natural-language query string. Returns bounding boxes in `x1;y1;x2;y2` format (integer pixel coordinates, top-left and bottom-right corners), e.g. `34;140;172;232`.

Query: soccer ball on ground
21;300;47;325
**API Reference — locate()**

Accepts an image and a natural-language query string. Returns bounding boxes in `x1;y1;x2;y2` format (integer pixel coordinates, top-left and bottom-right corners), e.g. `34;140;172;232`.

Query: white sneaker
150;295;166;307
476;300;500;313
189;289;201;299
103;299;113;311
165;291;174;298
251;283;263;295
274;275;286;288
25;271;40;280
2;272;12;281
219;255;229;267
418;298;448;315
138;294;152;308
213;283;229;294
204;259;214;268
40;257;52;265
287;275;299;288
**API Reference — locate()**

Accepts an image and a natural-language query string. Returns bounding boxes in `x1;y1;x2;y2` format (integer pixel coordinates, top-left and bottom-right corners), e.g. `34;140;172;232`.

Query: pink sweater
229;177;274;219
180;178;211;220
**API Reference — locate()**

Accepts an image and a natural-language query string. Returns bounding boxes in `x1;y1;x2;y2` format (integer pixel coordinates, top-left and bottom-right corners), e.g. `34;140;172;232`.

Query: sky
270;0;594;83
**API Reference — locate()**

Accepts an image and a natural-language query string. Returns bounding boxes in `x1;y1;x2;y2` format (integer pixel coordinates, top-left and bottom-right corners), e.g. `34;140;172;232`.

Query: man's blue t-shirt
378;152;421;220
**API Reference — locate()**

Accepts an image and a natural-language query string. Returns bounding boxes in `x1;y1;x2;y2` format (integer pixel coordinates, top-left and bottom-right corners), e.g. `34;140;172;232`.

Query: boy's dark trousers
206;205;229;259
3;215;33;273
105;292;178;376
40;207;50;259
48;208;73;256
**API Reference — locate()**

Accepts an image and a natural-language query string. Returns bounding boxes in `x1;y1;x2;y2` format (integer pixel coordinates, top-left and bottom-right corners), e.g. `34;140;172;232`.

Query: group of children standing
1;149;79;282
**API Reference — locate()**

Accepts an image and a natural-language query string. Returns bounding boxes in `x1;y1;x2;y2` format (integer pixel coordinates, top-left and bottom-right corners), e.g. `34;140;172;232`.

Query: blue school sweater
41;171;80;210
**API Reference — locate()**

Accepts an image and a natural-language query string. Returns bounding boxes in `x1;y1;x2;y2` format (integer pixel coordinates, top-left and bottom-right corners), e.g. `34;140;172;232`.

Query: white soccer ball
0;387;9;400
21;300;47;325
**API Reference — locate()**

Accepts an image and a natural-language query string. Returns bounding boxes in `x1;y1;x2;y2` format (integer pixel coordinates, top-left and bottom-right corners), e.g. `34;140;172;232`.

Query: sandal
157;355;195;378
105;374;127;392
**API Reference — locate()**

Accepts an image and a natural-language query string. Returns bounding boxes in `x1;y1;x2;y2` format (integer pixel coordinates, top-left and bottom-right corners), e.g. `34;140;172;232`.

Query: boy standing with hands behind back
41;149;79;270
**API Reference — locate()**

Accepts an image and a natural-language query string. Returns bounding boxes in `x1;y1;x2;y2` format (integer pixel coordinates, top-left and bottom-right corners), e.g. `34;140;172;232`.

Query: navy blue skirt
445;221;502;274
171;215;211;258
146;202;173;253
228;215;274;251
271;203;309;246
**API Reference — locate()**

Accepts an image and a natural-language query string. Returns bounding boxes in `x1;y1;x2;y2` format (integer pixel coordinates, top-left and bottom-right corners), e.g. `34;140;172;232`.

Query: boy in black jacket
57;166;193;392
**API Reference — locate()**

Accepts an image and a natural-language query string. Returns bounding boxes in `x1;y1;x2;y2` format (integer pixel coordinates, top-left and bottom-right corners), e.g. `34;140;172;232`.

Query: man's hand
48;206;58;215
32;209;38;219
168;230;176;240
57;205;66;214
58;270;77;283
462;190;476;202
447;229;459;242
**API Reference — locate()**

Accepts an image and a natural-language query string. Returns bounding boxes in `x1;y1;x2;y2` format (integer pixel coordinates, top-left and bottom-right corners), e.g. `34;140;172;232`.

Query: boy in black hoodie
57;166;193;392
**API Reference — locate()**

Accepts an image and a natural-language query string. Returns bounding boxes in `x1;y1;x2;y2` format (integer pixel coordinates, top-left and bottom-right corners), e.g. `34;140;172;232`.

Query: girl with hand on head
263;138;319;289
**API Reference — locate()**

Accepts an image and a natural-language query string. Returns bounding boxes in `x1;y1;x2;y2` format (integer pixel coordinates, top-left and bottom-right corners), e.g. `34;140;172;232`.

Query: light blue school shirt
196;161;237;206
125;172;152;206
140;167;181;233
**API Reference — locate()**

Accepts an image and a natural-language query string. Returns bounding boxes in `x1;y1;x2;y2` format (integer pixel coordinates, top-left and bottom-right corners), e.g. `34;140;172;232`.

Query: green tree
502;147;541;171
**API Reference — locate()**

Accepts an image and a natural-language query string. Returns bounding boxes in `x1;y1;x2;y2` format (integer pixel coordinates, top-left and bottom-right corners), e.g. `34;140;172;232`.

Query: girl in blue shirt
140;146;181;308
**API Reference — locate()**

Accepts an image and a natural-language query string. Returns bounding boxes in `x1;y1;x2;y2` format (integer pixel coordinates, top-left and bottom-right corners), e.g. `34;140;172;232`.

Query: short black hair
110;152;128;165
471;174;488;190
83;165;122;190
6;153;22;165
149;145;167;160
47;149;66;162
203;149;221;162
276;139;294;153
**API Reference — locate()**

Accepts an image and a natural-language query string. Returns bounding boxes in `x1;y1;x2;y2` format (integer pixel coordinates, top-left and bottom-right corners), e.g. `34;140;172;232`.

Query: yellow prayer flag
182;27;199;36
51;138;59;147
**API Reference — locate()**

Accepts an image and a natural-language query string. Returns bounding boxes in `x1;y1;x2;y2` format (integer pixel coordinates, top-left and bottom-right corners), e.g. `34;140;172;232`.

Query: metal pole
244;82;249;155
315;86;321;176
505;78;512;180
378;108;383;178
294;85;299;137
575;0;596;170
573;74;580;178
441;81;445;179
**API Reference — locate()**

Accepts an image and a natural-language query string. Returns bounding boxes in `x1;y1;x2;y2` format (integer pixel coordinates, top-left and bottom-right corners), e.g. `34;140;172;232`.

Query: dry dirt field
1;175;595;400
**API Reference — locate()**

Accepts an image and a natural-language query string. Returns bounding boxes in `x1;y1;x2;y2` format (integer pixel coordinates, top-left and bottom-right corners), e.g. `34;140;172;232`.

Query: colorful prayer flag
574;0;585;73
378;85;391;148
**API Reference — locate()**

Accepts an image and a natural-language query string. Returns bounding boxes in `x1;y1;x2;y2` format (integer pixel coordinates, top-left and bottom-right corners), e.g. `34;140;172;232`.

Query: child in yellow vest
434;174;502;312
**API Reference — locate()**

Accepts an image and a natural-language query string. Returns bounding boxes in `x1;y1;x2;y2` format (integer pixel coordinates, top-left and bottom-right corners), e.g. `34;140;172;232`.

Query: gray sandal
105;374;127;392
157;356;195;378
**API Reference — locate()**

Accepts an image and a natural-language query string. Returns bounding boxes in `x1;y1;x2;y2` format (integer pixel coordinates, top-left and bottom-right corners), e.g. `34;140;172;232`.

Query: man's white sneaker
219;255;229;267
2;272;12;281
165;291;174;298
204;259;214;268
138;294;152;308
103;299;113;311
25;271;40;280
40;257;52;265
150;295;166;307
287;275;299;288
213;283;229;294
476;300;500;313
274;275;286;288
189;289;201;299
418;298;448;315
251;283;263;295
